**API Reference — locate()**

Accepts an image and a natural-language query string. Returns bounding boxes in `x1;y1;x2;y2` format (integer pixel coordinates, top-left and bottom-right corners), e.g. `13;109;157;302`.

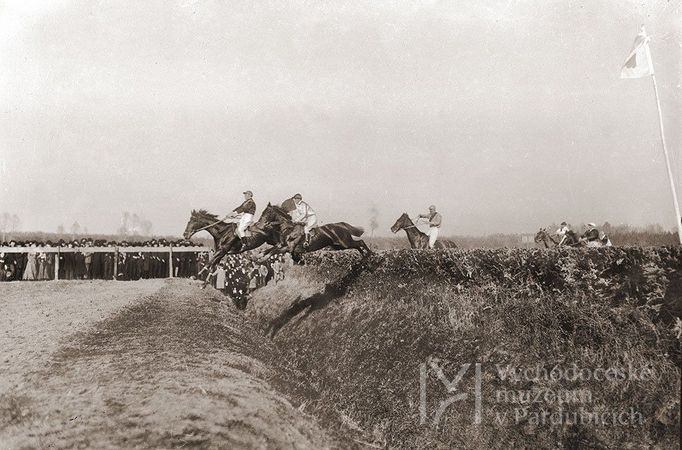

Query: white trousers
304;215;318;235
428;227;439;248
237;213;253;238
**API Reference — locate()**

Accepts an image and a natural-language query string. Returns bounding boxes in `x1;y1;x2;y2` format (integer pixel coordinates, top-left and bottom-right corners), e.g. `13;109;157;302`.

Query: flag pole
644;29;682;244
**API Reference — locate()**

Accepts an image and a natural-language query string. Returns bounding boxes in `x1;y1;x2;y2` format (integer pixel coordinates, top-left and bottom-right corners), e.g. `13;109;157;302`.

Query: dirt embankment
0;279;337;449
248;249;681;449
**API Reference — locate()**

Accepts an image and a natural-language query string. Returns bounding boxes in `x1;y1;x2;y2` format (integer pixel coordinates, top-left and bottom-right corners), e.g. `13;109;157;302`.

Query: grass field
1;247;680;449
0;279;339;449
248;248;681;449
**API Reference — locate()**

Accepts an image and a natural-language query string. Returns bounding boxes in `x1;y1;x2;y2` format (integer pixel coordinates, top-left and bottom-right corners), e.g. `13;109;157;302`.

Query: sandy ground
0;279;334;449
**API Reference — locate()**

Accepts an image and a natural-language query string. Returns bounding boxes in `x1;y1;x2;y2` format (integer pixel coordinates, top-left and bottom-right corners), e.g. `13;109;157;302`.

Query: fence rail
0;246;212;280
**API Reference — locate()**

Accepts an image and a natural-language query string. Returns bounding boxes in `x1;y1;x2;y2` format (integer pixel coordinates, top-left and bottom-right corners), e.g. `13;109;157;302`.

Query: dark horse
254;203;371;259
183;209;236;249
534;228;580;248
183;209;280;287
390;213;457;249
534;227;611;248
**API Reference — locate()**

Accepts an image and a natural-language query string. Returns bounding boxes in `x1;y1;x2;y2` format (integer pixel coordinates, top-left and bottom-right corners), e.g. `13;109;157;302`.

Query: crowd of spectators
0;238;294;311
207;252;292;307
0;238;208;281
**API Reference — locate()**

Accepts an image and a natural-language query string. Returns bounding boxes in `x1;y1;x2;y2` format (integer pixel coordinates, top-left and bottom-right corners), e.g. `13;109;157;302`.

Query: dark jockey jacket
233;199;256;215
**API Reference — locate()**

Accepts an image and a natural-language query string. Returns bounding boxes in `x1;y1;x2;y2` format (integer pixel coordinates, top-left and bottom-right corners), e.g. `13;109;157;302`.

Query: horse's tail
337;222;365;237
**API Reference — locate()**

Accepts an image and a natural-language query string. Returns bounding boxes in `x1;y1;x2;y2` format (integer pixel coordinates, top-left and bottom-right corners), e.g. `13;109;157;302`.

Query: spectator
22;242;38;281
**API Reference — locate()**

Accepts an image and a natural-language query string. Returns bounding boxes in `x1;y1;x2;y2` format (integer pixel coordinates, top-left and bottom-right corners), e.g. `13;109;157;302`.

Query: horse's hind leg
350;239;370;256
356;239;371;255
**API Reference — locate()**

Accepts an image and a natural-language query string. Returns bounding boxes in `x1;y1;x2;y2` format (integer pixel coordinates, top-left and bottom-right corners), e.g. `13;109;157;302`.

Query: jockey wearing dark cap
225;191;256;239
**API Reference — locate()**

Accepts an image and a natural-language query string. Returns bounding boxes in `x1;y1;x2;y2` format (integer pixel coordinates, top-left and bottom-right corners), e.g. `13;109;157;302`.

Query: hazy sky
1;0;680;237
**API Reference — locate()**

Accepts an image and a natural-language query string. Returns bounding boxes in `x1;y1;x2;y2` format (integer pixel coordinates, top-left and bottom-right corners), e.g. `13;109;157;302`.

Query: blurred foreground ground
0;279;335;449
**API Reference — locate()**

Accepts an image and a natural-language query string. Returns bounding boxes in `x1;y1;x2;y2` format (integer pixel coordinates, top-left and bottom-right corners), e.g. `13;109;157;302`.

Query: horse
183;209;236;249
183;209;280;288
254;203;371;259
390;213;457;249
534;227;610;248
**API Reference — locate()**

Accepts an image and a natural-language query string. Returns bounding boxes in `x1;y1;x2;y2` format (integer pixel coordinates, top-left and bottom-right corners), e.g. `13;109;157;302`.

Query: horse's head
534;228;547;244
255;203;291;229
390;213;411;233
183;209;217;239
183;210;199;239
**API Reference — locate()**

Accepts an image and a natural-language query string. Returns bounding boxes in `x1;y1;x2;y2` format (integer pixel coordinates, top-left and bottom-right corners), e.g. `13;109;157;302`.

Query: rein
194;218;228;233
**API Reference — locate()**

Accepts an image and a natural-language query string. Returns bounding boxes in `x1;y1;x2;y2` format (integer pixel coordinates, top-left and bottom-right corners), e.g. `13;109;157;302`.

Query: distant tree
83;227;88;235
131;213;140;235
141;220;153;236
645;223;664;234
70;221;81;236
57;224;65;234
118;211;130;236
10;214;19;232
369;205;379;238
0;212;9;241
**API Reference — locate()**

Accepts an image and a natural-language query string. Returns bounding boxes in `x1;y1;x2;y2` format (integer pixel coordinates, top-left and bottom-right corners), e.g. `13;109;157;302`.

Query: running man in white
224;190;256;239
417;205;442;249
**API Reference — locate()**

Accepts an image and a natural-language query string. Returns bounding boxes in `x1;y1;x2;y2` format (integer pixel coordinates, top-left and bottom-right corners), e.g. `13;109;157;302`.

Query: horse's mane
193;209;219;221
400;212;413;224
266;204;293;221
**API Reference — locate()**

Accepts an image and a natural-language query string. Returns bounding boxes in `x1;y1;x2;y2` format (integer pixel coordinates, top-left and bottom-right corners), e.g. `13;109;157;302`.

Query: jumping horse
183;209;280;287
534;228;610;248
254;203;371;260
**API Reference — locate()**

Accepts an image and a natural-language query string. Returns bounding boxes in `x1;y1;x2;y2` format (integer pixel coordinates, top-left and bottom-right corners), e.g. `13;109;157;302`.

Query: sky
1;0;680;237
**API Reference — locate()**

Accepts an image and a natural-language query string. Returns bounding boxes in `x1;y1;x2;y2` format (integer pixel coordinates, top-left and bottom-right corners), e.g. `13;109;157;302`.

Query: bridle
392;215;420;233
400;217;420;230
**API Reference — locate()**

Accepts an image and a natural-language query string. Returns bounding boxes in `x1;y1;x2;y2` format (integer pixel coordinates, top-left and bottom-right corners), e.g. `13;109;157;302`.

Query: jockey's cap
243;190;253;196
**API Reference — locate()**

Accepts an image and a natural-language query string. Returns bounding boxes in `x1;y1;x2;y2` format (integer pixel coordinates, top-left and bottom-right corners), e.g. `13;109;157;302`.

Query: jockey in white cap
417;205;442;249
582;222;600;247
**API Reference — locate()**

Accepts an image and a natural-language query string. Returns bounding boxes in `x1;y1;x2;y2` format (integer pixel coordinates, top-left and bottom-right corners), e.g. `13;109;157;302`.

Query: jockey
225;190;256;239
581;222;600;246
417;205;442;249
289;193;318;245
556;221;570;246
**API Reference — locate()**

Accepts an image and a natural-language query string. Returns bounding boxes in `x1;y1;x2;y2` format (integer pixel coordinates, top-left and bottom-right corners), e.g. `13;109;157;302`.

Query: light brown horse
390;213;457;249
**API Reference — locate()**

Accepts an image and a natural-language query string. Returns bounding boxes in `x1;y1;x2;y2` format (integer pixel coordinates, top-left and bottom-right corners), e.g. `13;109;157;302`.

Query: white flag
621;26;654;79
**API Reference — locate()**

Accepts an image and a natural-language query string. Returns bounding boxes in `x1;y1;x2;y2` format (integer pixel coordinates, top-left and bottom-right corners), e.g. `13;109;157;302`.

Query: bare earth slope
0;279;333;449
